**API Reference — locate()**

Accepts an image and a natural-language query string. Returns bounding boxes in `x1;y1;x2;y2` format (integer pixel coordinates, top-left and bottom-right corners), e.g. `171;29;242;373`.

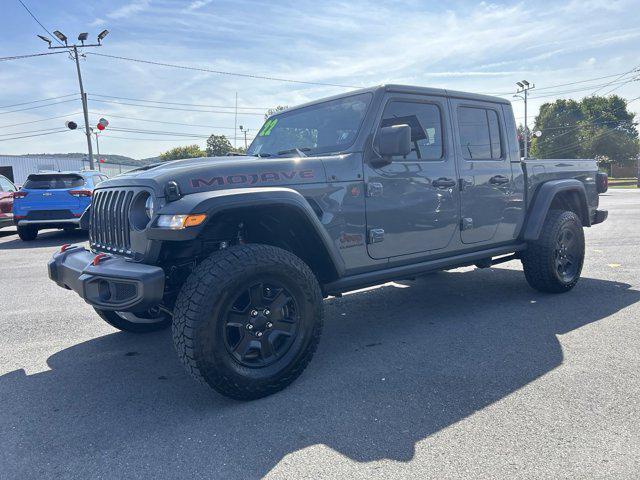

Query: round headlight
145;196;155;219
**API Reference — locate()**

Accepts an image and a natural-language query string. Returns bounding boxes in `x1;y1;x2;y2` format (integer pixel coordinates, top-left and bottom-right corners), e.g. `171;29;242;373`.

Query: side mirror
376;124;411;161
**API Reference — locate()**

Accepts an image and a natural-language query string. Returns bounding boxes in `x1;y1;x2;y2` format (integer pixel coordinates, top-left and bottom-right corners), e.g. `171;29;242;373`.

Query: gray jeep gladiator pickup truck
48;85;608;400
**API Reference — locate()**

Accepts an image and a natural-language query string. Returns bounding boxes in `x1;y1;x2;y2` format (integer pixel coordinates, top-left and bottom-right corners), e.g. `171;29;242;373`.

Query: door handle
489;175;510;185
432;177;457;188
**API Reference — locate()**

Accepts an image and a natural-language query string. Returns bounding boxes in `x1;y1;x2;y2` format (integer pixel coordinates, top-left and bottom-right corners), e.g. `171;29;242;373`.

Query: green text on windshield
247;93;372;157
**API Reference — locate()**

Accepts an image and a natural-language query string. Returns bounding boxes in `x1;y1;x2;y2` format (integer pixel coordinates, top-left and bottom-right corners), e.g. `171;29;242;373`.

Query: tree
206;134;234;156
264;105;288;120
159;144;205;162
530;99;583;159
530;95;639;167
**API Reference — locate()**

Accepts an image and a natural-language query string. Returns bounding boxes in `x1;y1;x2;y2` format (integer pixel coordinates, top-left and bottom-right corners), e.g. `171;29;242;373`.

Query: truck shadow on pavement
0;229;87;250
2;268;638;479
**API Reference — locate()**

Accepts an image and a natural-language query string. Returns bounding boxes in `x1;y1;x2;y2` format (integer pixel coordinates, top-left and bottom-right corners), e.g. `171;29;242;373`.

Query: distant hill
18;153;150;165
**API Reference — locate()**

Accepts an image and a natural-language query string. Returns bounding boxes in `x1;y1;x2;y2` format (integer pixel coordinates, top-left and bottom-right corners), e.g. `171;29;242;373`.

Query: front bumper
17;218;80;227
48;246;165;311
592;209;608;225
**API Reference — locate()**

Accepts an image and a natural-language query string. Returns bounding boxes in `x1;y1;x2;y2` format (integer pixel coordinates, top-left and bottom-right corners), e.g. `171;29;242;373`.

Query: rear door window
458;106;503;160
23;174;85;190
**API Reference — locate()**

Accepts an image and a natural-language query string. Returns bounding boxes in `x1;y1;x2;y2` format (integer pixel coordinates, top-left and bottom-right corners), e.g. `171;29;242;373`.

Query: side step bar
324;243;527;296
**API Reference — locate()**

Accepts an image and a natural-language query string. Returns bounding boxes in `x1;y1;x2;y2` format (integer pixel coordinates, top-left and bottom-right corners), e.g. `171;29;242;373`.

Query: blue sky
1;0;639;159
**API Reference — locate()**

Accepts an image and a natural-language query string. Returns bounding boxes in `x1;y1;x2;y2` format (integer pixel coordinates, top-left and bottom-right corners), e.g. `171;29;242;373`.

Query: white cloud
187;0;213;11
89;18;106;27
106;0;152;19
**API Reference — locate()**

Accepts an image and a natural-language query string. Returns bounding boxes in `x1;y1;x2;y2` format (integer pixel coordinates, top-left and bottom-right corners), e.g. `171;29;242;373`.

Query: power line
530;78;640;99
88;112;238;130
0;93;77;109
0;129;70;142
86;52;360;89
0;112;82;128
99;134;211;142
599;75;640;97
0;126;70;136
0;51;68;62
107;126;255;140
87;98;264;115
0;98;79;115
15;0;64;46
591;64;640;95
89;93;267;111
480;68;640;97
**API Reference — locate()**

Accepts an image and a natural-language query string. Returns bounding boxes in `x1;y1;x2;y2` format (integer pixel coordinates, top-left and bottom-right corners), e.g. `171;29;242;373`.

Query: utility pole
234;92;238;148
239;125;250;150
37;29;110;170
91;128;102;172
515;80;535;158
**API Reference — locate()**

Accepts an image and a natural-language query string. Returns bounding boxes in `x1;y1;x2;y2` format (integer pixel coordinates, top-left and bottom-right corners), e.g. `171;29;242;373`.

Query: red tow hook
60;244;72;253
92;253;110;266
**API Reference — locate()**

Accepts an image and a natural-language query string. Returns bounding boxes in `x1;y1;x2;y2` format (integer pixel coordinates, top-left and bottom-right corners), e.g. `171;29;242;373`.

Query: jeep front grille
90;188;135;255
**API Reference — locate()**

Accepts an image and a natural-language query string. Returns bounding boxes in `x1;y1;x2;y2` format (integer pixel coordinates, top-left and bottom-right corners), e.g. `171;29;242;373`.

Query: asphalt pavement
1;189;639;479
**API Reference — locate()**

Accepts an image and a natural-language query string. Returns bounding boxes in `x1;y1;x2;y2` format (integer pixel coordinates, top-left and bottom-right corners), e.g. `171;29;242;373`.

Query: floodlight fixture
97;29;109;42
78;32;88;42
516;81;524;88
53;30;68;44
521;80;530;86
37;34;52;46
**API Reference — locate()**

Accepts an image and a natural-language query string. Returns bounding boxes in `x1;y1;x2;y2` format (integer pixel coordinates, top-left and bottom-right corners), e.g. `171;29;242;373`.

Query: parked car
13;171;108;241
0;174;18;230
48;85;608;400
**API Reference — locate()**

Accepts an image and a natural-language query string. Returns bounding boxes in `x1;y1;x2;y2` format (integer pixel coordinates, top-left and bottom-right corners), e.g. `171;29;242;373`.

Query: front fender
148;187;345;275
522;179;590;241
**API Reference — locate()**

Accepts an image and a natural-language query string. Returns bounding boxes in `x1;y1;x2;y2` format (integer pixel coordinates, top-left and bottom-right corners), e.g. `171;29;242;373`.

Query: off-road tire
522;210;585;293
94;309;171;333
17;226;37;241
172;244;323;401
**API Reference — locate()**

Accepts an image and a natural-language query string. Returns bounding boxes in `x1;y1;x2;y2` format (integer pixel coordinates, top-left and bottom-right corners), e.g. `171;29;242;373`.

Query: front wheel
522;210;585;293
172;244;323;400
94;308;171;333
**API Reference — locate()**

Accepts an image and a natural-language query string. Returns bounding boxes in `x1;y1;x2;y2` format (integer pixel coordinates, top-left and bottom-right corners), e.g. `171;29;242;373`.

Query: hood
99;155;328;197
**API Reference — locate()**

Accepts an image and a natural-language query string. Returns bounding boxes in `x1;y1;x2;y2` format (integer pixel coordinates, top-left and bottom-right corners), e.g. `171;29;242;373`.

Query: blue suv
13;171;107;241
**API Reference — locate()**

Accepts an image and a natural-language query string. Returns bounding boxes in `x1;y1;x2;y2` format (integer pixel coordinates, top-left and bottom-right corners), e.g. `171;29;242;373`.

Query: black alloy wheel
224;282;299;368
554;225;581;283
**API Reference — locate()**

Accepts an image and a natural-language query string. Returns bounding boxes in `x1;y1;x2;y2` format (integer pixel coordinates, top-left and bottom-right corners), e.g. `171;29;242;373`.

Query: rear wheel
17;226;38;241
94;308;171;333
522;210;585;293
172;244;323;400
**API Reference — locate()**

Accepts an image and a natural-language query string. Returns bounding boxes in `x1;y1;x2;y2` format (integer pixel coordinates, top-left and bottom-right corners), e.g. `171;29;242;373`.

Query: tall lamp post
514;80;535;158
239;125;251;150
37;29;109;170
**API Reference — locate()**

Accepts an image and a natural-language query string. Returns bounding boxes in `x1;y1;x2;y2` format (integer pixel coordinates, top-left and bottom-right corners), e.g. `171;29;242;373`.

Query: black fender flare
522;179;590;241
148;187;345;276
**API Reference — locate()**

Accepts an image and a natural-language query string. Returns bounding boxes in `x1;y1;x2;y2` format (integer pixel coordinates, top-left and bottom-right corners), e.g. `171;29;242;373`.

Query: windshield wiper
276;147;311;157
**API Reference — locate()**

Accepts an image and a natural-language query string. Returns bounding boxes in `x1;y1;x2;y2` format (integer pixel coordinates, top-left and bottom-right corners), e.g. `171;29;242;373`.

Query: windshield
23;174;85;190
247;93;372;157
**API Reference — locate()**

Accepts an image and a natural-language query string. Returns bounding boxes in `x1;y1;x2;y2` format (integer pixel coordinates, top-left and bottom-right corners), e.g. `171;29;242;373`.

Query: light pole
37;29;109;170
90;128;102;172
515;80;535;158
239;125;250;150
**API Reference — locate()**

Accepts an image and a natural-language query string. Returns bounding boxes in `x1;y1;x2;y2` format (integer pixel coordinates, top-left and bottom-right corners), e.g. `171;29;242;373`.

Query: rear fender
522;179;590;241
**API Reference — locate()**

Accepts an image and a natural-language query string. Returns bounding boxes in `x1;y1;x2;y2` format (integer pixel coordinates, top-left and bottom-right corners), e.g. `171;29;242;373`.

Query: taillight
596;172;608;194
12;191;28;199
68;190;92;197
